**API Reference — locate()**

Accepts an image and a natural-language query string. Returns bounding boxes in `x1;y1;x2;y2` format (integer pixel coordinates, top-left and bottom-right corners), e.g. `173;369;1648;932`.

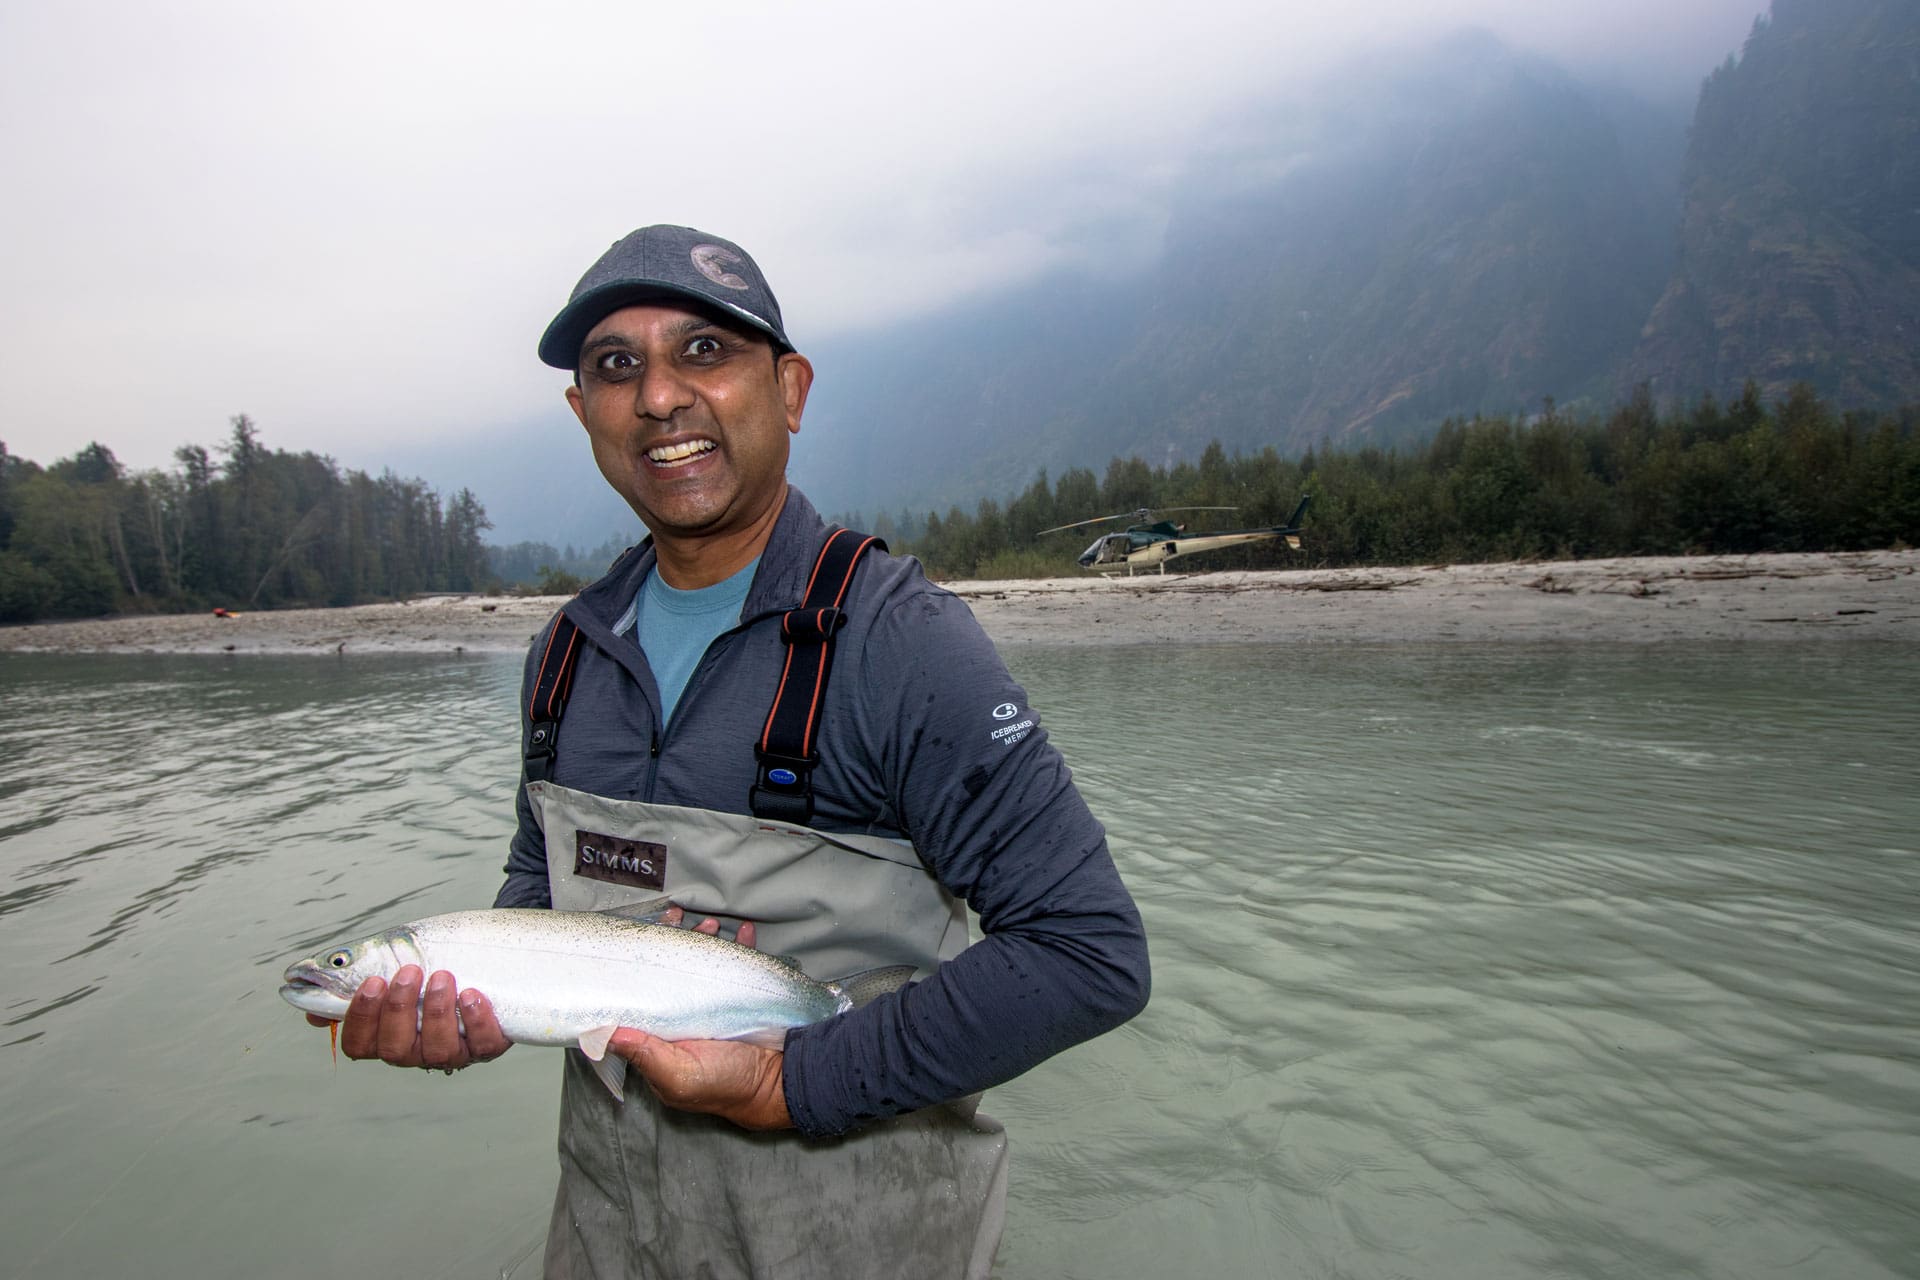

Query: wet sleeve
493;625;553;910
780;587;1150;1137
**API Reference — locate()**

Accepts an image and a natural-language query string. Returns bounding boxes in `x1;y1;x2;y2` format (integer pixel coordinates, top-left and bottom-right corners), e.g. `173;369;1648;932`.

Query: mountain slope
430;10;1919;542
1626;0;1920;407
798;36;1685;518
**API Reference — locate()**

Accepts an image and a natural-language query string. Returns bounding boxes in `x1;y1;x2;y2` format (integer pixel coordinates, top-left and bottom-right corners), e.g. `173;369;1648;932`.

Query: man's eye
593;351;641;375
684;336;722;358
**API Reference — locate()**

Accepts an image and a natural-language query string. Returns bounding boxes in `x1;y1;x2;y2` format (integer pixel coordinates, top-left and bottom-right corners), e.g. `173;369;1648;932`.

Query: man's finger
607;1026;655;1063
607;1027;675;1083
459;989;513;1062
662;906;685;926
736;921;757;950
419;970;467;1068
377;965;425;1064
340;975;388;1059
693;917;721;936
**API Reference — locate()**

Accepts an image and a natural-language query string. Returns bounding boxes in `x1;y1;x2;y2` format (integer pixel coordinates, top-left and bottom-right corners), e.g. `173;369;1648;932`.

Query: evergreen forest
0;416;493;623
858;386;1920;580
3;384;1915;625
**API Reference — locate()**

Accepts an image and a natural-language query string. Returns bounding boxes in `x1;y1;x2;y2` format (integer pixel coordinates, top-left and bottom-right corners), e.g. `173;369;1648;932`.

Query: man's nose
633;360;696;420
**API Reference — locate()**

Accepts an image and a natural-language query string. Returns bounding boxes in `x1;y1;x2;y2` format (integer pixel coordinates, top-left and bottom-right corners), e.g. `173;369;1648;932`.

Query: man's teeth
648;440;716;465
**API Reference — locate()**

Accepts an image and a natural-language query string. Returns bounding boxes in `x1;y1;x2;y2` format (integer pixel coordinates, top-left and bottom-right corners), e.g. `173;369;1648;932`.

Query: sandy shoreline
0;550;1914;656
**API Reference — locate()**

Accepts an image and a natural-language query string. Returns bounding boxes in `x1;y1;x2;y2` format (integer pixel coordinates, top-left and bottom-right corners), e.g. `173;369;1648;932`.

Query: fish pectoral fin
576;1026;628;1102
588;1050;628;1102
576;1024;619;1061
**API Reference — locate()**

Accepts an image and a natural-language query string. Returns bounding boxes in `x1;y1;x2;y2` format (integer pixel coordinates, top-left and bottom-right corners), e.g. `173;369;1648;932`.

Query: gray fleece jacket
496;487;1150;1137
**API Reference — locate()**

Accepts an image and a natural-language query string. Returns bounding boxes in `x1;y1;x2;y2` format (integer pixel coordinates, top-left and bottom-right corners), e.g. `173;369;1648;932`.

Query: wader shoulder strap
751;527;885;823
524;611;582;784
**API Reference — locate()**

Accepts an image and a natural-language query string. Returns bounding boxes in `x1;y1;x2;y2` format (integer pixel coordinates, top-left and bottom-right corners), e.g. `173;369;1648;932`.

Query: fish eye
326;949;353;969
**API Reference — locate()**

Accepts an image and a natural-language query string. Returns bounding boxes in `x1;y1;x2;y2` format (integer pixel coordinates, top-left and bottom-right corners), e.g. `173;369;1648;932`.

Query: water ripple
1;645;1916;1279
990;642;1920;1280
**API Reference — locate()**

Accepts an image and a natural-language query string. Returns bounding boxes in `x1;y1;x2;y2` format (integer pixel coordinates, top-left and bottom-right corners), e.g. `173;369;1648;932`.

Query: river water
0;643;1915;1279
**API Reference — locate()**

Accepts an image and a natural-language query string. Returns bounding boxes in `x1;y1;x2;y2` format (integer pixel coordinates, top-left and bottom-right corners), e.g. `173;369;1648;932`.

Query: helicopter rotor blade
1034;505;1242;537
1035;511;1137;536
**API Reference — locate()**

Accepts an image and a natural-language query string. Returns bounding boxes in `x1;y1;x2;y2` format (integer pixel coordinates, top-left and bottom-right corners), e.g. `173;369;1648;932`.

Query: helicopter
1037;495;1312;576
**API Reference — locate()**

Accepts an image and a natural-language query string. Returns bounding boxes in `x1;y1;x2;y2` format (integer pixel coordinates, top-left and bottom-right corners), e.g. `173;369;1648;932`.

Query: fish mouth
279;967;352;1019
281;961;353;1001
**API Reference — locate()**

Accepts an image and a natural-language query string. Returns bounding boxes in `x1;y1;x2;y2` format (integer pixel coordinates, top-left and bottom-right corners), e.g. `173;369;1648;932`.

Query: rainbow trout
279;908;910;1099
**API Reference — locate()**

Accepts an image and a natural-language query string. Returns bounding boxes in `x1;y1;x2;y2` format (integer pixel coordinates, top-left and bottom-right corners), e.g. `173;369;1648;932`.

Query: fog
0;0;1764;476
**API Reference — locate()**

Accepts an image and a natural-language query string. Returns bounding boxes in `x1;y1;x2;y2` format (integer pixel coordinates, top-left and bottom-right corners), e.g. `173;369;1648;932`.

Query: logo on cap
690;244;751;291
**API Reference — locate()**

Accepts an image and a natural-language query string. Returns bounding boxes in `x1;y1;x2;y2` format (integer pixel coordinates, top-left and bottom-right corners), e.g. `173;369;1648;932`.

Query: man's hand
607;1027;791;1130
305;965;512;1071
613;906;790;1129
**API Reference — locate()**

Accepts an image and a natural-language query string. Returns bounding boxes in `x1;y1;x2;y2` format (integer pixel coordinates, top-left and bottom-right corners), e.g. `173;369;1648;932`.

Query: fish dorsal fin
594;896;677;925
826;965;918;1011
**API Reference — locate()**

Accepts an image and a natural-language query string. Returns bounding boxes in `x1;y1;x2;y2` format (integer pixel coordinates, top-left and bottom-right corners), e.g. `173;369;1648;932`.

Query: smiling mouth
648;440;717;467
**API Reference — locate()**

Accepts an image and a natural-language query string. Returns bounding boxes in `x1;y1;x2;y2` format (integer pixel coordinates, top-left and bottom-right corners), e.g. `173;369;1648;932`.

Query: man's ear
565;383;587;428
777;353;814;435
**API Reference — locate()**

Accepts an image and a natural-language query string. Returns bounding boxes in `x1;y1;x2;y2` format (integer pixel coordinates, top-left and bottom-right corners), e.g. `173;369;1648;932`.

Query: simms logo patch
574;830;666;891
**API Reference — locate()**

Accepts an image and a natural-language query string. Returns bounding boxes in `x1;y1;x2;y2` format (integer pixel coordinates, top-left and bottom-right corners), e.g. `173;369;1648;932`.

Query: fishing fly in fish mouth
280;907;912;1099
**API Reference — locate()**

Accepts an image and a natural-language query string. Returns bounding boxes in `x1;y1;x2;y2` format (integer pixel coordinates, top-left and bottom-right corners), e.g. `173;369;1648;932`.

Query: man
316;225;1149;1277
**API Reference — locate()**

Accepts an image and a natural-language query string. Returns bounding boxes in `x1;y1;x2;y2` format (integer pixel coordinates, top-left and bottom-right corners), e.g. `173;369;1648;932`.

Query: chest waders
524;530;1010;1280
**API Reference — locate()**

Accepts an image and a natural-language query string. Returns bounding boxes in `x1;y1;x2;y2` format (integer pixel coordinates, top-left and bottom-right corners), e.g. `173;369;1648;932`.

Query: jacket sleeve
494;619;556;910
779;583;1150;1136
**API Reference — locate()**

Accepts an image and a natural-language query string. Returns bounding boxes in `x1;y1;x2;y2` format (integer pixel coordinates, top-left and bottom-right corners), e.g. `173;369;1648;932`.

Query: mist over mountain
427;3;1917;545
795;33;1688;519
1625;0;1920;407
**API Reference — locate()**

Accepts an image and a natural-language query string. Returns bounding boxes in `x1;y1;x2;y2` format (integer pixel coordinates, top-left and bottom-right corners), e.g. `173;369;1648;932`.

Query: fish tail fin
576;1025;628;1102
825;965;918;1012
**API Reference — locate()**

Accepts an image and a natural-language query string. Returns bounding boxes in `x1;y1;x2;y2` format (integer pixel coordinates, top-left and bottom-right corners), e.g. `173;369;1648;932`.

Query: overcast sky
0;0;1764;475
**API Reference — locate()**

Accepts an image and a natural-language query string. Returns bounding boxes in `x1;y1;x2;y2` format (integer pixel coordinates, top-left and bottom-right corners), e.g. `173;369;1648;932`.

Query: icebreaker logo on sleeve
987;701;1034;748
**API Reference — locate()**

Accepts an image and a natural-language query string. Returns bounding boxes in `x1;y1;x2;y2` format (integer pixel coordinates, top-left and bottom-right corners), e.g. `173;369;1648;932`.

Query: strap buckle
525;718;560;783
780;607;847;644
750;747;819;824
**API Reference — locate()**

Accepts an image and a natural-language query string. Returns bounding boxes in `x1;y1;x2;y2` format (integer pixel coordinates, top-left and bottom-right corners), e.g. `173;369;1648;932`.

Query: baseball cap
538;224;794;369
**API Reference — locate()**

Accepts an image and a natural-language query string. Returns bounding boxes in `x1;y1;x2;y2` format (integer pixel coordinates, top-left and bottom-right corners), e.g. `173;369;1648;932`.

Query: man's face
565;303;812;549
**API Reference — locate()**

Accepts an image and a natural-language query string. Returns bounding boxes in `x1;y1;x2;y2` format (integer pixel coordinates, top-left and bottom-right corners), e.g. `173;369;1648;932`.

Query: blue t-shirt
616;558;758;722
